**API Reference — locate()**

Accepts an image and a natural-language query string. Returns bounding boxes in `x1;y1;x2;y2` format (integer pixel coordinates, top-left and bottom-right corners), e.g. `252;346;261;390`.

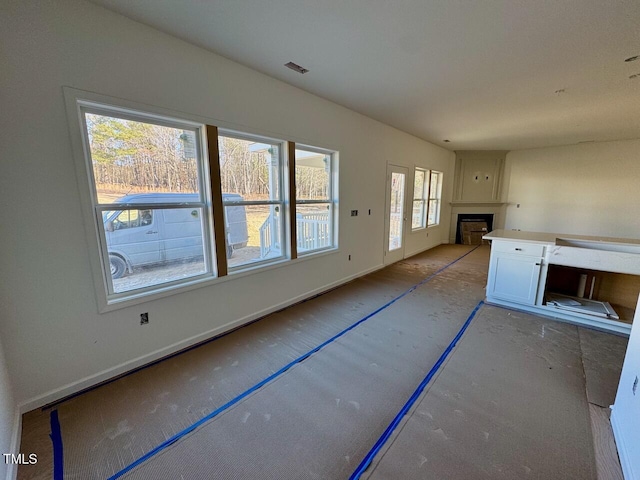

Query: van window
113;210;153;230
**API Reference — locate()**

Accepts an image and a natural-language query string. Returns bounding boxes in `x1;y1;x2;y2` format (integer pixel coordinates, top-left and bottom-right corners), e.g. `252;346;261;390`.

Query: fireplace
455;214;494;244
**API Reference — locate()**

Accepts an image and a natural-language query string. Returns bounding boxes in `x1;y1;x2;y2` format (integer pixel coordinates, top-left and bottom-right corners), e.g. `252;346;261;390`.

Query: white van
104;193;248;278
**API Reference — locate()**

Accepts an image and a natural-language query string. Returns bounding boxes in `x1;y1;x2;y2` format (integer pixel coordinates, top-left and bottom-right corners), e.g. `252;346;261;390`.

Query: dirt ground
112;246;267;292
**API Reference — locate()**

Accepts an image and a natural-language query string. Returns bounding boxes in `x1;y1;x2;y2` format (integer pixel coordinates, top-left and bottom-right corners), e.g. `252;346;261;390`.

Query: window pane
103;207;207;293
428;200;440;225
429;171;440;198
295;149;330;200
227;205;282;268
412;200;425;229
389;172;405;251
297;203;332;253
85;113;200;204
414;169;425;200
219;136;281;201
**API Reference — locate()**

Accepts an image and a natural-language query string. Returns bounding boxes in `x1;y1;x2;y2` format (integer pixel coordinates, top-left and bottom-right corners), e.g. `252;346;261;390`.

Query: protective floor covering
362;306;597;480
578;328;628;408
118;250;488;479
18;244;626;480
18;245;484;479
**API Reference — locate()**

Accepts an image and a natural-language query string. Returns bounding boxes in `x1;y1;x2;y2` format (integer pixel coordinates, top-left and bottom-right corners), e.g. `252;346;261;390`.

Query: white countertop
483;229;640;247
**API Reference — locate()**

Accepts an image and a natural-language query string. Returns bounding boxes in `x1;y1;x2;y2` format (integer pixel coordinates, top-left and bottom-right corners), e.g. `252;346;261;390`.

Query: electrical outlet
351;210;358;216
140;312;149;325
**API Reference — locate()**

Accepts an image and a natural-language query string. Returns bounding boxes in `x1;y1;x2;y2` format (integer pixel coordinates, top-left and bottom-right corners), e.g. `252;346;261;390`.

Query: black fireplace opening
455;214;494;244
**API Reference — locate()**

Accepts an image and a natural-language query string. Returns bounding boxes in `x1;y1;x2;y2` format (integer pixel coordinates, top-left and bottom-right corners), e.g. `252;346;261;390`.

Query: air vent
285;62;309;74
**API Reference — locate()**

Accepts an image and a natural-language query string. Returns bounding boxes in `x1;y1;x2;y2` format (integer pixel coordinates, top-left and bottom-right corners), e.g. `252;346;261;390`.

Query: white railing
259;214;281;258
259;212;330;257
297;213;330;252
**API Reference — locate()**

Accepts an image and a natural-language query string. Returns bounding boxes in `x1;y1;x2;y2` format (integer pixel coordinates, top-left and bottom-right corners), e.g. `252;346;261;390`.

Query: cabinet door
488;253;542;305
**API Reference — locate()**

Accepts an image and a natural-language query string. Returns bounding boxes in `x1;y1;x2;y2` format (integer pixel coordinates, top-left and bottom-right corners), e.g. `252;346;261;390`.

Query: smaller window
218;132;285;270
412;168;443;230
412;168;428;230
427;171;443;226
295;147;336;255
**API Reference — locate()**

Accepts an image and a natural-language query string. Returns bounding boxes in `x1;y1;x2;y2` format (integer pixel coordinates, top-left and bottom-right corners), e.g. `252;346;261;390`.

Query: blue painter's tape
49;409;64;480
106;246;480;480
44;246;480;411
349;300;485;480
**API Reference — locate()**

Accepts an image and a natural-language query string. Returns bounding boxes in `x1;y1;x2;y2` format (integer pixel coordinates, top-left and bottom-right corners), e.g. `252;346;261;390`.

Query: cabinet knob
515;248;522;251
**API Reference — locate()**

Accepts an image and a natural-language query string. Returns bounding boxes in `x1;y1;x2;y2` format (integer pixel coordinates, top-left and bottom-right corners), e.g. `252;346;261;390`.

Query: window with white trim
427;170;443;226
72;93;339;307
218;132;286;269
81;106;213;297
294;147;336;254
412;168;443;229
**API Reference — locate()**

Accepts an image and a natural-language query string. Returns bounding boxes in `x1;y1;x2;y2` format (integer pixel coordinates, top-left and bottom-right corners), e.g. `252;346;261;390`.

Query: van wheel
226;245;233;259
109;255;127;279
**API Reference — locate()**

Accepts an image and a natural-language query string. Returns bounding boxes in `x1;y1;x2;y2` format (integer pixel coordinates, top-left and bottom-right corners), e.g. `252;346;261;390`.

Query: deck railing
259;212;330;257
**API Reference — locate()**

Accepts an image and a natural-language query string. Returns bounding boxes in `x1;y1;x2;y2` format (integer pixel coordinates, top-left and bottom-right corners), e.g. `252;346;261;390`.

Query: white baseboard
404;241;444;259
19;263;385;413
610;407;634;480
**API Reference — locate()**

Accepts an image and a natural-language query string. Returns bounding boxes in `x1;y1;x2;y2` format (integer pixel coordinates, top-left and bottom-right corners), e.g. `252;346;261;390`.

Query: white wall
503;140;640;238
0;0;454;409
0;338;17;480
612;294;640;480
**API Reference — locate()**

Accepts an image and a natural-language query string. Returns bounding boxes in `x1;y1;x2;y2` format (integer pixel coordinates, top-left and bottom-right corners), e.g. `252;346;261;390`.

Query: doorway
384;164;408;264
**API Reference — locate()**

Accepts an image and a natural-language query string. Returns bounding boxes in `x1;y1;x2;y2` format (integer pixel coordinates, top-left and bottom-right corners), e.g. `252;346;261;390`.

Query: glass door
384;165;408;264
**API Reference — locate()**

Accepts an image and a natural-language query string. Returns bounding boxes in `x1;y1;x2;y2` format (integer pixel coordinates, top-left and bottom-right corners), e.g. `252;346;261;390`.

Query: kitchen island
483;229;640;335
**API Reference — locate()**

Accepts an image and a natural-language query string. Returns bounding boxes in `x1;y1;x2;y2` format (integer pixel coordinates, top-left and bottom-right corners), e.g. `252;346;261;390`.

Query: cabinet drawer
492;241;545;258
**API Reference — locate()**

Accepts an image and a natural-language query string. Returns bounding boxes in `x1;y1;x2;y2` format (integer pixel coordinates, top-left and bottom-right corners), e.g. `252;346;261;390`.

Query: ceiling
90;0;640;151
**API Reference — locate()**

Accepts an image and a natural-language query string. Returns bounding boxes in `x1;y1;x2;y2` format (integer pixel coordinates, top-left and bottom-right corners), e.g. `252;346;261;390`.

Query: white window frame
412;167;428;231
294;145;338;256
65;88;340;312
427;170;443;227
218;129;288;271
65;88;222;311
79;103;215;301
412;167;443;230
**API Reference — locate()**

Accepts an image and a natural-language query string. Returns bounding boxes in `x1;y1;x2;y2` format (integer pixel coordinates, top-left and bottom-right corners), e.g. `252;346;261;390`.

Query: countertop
483;229;640;247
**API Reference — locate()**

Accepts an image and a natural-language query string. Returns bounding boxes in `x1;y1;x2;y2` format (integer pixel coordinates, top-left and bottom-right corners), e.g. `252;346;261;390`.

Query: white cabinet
484;230;636;335
487;241;543;305
611;294;640;479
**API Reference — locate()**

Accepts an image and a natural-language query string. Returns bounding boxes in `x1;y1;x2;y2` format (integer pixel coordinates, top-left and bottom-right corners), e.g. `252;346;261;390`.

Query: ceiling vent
285;62;309;74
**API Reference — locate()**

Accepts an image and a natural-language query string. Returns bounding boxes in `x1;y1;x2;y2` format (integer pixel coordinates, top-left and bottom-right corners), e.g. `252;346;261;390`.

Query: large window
70;93;339;307
412;168;443;230
81;107;212;297
295;147;335;254
218;132;285;269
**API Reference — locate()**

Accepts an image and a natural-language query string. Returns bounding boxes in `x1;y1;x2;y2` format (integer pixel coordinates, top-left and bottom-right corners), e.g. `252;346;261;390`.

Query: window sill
100;247;339;313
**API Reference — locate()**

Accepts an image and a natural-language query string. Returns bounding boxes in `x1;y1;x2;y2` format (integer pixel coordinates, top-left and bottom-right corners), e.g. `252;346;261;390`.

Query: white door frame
384;164;409;265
